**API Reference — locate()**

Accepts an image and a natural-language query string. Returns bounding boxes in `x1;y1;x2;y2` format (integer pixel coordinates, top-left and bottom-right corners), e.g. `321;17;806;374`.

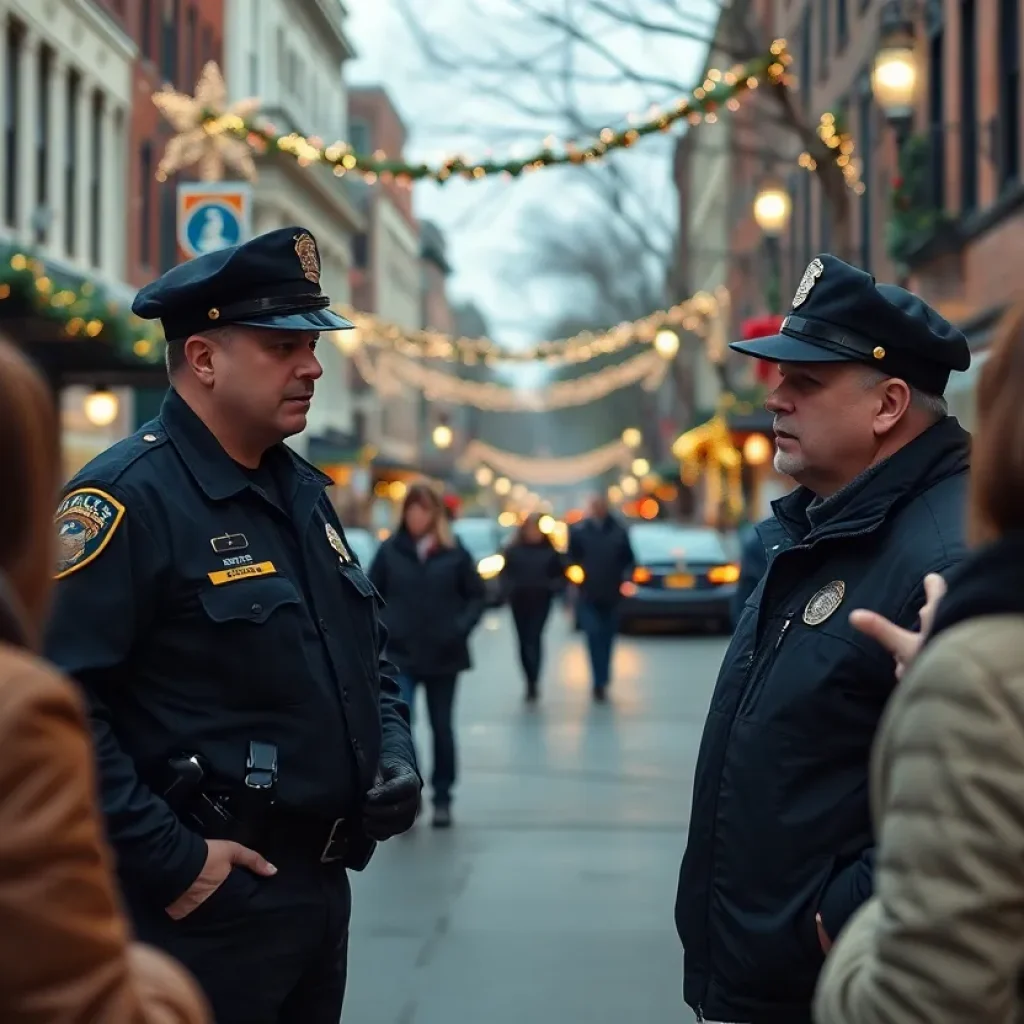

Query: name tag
207;561;277;585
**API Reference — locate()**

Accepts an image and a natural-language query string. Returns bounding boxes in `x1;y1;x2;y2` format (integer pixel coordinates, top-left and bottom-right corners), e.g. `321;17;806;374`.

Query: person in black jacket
367;482;485;828
567;497;635;701
730;520;770;629
500;513;566;702
675;254;972;1024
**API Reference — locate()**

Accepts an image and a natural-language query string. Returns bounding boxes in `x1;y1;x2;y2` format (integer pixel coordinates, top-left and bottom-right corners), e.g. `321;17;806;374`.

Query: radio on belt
245;740;278;795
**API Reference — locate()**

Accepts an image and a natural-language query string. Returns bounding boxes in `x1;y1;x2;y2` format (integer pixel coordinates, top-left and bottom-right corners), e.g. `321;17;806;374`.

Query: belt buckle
320;818;347;863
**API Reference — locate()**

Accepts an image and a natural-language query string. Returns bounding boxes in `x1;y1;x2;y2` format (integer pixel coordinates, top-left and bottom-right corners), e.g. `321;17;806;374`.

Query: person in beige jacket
814;300;1024;1024
0;337;210;1024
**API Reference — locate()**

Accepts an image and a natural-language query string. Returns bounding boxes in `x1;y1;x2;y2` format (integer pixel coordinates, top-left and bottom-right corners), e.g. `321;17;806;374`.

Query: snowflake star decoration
153;61;261;182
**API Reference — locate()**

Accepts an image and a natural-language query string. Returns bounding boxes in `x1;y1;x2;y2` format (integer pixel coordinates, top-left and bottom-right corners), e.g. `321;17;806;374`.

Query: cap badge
294;232;321;285
803;580;846;626
792;258;824;309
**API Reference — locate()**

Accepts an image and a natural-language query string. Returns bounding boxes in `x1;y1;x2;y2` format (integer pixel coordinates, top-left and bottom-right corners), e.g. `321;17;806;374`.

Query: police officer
44;226;421;1024
674;254;972;1024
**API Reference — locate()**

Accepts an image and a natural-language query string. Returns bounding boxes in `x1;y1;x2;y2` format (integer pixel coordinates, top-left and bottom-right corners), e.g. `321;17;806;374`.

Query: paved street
344;606;728;1023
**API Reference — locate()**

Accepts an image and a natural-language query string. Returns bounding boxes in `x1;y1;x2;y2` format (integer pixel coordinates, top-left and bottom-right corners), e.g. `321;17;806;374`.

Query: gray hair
858;367;947;421
165;325;236;375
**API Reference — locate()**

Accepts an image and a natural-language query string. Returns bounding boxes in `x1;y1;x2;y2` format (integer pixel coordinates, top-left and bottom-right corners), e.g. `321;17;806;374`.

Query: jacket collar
928;531;1024;643
771;417;970;546
159;388;332;504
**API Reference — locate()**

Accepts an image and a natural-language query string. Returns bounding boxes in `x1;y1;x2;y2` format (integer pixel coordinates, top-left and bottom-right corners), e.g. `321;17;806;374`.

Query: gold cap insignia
803;580;846;626
294;232;321;285
792;258;824;309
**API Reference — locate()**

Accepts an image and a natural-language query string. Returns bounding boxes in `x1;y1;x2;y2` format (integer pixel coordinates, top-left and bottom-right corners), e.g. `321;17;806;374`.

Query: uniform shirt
44;388;414;908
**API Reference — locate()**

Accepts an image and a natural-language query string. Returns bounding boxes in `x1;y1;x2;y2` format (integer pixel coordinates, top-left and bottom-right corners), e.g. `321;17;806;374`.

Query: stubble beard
773;446;805;478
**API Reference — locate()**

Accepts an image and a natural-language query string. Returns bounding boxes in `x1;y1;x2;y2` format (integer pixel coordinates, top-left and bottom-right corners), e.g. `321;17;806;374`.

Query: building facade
0;0;142;476
347;85;422;474
223;0;364;458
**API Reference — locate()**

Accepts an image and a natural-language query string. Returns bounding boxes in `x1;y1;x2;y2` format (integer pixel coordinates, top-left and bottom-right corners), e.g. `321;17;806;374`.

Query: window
818;0;829;77
161;0;179;85
139;141;153;266
4;20;21;228
800;10;812;112
141;0;154;60
959;0;978;212
998;0;1020;187
89;91;102;267
350;119;371;154
837;0;849;49
185;5;197;88
277;27;286;82
64;70;78;254
201;26;213;65
801;170;812;266
857;76;874;270
927;23;946;211
36;46;51;243
353;232;369;269
158;181;177;272
818;180;831;252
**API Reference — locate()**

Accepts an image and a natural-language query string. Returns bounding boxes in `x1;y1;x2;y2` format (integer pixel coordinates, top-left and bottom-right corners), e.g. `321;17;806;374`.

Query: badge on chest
803;580;846;626
325;523;353;564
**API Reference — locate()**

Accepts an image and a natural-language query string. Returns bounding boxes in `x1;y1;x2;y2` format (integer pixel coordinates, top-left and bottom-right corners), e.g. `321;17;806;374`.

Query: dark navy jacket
567;515;636;606
44;390;414;909
675;417;970;1024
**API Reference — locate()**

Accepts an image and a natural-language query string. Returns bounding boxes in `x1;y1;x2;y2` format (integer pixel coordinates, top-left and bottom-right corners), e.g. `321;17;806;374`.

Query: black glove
361;757;422;840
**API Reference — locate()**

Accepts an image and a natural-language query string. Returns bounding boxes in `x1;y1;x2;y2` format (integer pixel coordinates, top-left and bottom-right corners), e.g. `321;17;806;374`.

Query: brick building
676;0;1023;431
113;0;225;288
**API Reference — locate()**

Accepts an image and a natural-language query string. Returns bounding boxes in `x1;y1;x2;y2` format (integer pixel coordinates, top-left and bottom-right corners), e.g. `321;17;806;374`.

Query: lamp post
871;0;919;150
752;178;792;314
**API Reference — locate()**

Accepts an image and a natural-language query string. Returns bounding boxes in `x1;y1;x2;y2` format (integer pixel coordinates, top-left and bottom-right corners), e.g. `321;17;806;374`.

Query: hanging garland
798;111;865;195
0;246;165;365
334;288;725;366
350;343;670;411
457;439;633;486
154;46;792;185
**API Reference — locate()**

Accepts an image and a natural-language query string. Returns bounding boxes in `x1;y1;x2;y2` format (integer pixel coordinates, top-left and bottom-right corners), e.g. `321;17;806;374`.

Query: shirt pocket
198;577;306;707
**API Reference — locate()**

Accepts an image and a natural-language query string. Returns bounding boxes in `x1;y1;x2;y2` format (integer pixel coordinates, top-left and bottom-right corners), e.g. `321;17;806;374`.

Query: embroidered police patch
54;488;126;579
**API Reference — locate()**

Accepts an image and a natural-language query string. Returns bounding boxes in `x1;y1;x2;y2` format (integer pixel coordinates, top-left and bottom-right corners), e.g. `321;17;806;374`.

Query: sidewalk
343;608;724;1023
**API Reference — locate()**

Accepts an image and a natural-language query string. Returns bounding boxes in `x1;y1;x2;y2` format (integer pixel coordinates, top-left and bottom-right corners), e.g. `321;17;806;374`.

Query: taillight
632;566;651;584
707;563;740;585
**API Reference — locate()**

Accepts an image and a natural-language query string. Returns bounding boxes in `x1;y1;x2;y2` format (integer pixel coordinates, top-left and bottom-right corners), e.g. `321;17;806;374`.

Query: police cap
131;225;354;339
729;254;970;395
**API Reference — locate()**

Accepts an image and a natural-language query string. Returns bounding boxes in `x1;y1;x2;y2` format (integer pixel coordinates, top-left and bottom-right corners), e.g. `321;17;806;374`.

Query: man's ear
874;377;912;436
183;332;218;387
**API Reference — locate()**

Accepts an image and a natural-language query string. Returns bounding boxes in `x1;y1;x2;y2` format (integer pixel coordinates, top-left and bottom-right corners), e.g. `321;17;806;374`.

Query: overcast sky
344;0;717;349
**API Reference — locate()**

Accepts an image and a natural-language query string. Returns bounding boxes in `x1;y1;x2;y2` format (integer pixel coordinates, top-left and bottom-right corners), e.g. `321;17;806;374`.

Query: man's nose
764;388;789;414
298;350;323;381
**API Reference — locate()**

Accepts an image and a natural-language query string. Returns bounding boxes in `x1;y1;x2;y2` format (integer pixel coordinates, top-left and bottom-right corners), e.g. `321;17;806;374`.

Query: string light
457;439;634;486
154;47;793;187
0;246;164;364
798;111;866;196
334;288;725;367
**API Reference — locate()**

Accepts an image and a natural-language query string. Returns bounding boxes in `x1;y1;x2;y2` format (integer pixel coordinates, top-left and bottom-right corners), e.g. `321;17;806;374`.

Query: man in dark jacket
676;254;972;1024
567;496;635;701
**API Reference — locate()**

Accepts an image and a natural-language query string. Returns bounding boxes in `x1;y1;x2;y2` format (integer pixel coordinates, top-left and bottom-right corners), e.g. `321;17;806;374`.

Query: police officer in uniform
674;255;972;1024
44;226;421;1024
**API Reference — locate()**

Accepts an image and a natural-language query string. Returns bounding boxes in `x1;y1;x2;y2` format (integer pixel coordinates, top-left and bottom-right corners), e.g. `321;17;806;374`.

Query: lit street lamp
753;178;792;314
83;387;119;427
872;0;918;145
432;423;453;449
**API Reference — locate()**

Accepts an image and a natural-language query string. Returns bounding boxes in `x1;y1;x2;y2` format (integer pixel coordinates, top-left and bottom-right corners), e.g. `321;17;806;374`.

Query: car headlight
477;553;505;579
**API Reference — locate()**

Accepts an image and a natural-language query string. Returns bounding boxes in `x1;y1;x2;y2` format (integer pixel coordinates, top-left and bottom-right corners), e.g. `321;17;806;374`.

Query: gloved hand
361;757;422;840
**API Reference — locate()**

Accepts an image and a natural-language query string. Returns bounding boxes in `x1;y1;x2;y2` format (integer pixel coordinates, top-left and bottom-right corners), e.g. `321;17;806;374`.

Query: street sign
176;182;252;262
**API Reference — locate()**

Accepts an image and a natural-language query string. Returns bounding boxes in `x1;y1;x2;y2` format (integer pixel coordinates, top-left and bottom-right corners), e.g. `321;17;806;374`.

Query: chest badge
325;523;352;562
803;580;846;626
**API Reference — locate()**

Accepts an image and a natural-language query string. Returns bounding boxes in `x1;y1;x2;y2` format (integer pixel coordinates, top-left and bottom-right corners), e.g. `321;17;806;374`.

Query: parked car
451;516;506;606
343;526;378;569
618;522;739;633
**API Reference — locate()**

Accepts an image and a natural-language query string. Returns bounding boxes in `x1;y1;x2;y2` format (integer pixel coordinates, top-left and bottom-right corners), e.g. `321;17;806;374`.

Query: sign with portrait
176;182;252;262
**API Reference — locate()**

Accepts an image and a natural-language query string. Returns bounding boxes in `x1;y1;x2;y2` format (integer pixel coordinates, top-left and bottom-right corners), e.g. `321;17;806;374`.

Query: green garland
0;246;164;365
887;134;953;265
204;44;790;184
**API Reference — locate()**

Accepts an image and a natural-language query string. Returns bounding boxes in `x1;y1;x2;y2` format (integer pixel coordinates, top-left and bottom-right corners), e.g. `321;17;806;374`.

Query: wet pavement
344;606;728;1023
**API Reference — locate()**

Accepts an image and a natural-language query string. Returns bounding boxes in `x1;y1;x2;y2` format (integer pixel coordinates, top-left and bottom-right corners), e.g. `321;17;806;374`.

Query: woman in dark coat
367;482;485;828
500;513;566;702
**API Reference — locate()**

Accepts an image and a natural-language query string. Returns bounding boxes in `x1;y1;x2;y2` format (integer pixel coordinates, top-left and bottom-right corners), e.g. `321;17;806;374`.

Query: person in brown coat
0;337;209;1024
815;300;1024;1023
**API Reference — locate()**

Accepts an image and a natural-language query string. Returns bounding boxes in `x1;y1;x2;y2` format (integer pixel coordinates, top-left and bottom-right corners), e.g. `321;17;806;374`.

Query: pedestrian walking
0;338;210;1024
814;299;1024;1024
367;482;486;828
675;254;971;1024
567;495;636;701
500;512;566;702
44;227;421;1024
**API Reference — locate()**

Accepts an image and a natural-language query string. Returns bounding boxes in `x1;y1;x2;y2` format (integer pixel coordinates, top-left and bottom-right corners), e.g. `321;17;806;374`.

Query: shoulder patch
54;488;126;579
